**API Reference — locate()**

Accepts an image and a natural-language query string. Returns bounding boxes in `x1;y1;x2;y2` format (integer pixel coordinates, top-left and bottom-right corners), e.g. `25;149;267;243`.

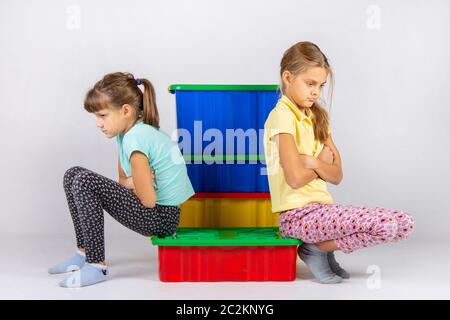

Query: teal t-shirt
116;120;194;206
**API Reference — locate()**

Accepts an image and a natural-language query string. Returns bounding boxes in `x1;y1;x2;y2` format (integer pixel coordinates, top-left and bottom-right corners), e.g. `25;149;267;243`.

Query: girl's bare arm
118;157;128;186
130;151;157;208
310;136;343;185
275;133;319;189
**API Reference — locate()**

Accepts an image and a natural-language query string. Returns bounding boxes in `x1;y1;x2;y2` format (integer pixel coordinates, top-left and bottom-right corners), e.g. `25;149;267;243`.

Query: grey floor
1;234;448;300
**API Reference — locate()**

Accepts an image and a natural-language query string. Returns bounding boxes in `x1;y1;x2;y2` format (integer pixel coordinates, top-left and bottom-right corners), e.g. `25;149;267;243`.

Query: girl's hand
123;177;135;191
299;155;318;170
318;146;334;165
123;171;155;193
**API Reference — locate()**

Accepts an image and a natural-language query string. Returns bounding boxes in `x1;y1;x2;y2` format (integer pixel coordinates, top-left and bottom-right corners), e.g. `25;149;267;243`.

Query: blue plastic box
185;158;269;192
169;85;278;193
169;85;279;154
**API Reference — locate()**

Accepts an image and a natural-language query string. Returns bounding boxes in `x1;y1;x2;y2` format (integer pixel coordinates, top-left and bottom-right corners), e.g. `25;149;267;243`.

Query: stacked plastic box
151;85;302;282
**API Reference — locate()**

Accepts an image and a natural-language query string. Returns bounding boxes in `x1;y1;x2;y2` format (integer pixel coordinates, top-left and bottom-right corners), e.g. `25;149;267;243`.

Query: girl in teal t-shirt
49;72;194;288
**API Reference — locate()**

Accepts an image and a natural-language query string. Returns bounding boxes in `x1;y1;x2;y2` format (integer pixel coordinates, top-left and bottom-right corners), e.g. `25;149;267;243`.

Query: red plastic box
151;228;301;282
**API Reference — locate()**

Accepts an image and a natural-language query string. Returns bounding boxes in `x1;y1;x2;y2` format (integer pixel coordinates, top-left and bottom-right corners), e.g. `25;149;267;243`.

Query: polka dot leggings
63;166;180;263
279;202;415;253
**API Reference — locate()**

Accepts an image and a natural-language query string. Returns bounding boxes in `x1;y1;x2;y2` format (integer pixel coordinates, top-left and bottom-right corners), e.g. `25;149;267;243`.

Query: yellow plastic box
179;197;278;228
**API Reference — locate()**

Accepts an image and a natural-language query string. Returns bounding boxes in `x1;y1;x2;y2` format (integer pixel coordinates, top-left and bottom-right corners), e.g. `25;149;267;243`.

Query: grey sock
298;244;343;284
59;263;108;288
327;251;350;279
48;252;85;274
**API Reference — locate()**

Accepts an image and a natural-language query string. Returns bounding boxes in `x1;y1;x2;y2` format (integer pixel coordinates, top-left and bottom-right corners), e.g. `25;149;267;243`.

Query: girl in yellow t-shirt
263;42;414;284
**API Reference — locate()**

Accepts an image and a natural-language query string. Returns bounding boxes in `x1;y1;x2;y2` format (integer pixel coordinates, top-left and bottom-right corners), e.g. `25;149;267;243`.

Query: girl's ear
281;70;292;87
121;104;132;117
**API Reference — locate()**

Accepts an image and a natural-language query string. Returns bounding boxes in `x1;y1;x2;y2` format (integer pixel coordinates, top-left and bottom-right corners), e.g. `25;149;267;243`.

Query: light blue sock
327;251;350;279
59;263;108;288
48;252;86;274
298;244;343;284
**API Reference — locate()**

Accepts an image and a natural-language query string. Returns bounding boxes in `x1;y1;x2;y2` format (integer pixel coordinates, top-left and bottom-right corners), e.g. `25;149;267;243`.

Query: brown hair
84;72;160;129
280;41;334;143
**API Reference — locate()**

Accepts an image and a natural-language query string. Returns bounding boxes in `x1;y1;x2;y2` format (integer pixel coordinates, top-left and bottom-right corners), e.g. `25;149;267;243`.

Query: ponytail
139;78;160;129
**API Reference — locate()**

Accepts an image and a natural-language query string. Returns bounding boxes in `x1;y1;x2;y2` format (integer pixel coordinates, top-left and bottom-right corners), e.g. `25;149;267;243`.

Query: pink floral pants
279;203;415;253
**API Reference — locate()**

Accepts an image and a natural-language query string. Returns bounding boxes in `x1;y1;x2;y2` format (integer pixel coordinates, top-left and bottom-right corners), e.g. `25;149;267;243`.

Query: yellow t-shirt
263;95;334;213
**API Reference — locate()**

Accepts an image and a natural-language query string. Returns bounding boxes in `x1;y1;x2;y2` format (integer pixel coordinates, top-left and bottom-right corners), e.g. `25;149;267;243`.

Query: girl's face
94;104;136;138
282;66;328;111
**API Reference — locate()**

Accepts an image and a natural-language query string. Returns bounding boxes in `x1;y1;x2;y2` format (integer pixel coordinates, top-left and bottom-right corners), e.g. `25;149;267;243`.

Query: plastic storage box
170;85;279;193
151;227;301;282
179;193;278;228
169;85;280;152
185;154;268;192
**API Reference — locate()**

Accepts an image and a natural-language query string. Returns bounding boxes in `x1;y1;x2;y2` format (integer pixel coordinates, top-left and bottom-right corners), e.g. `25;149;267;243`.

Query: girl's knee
71;170;96;193
64;166;87;182
396;211;414;223
64;166;87;185
370;216;399;241
396;212;415;239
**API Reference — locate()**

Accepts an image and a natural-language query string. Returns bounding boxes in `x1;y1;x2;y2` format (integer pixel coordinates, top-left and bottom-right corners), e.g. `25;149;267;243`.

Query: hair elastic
135;79;142;86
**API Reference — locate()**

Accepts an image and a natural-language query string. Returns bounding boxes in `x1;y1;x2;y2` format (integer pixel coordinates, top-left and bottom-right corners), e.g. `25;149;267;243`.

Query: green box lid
151;227;302;246
169;84;280;93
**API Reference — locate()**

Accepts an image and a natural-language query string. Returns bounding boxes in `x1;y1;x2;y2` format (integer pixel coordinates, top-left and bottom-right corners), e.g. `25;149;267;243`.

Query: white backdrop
1;0;449;240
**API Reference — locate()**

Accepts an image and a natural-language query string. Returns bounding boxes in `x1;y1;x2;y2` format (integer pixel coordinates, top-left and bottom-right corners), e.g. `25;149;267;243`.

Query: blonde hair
280;41;333;143
84;72;160;129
